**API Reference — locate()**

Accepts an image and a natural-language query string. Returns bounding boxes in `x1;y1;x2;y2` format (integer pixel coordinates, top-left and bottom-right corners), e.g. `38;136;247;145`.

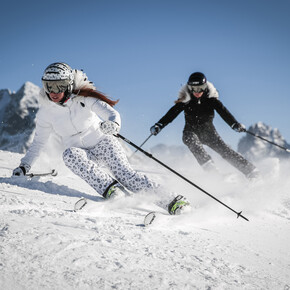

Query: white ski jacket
21;70;121;168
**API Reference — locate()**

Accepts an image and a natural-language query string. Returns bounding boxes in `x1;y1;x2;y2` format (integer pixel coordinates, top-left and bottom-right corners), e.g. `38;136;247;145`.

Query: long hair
73;88;119;107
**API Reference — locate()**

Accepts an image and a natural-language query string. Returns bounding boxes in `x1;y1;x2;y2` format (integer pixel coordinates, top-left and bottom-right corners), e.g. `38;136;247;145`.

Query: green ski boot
103;181;129;200
168;195;190;215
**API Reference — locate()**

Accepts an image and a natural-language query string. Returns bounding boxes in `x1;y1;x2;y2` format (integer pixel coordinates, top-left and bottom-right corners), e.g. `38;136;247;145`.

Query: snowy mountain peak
0;89;11;119
253;122;285;141
12;81;40;111
238;122;290;160
0;82;40;153
0;88;12;99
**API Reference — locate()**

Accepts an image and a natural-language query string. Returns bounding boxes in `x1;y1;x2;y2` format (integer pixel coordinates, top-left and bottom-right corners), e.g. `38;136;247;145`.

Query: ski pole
129;133;153;158
26;169;58;178
116;133;249;221
246;130;290;153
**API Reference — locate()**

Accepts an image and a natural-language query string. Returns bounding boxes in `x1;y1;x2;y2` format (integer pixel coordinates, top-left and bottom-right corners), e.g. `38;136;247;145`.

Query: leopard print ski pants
63;136;156;196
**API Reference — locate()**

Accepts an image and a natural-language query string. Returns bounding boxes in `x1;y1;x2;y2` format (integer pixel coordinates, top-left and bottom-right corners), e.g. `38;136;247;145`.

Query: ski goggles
187;83;207;93
42;79;70;94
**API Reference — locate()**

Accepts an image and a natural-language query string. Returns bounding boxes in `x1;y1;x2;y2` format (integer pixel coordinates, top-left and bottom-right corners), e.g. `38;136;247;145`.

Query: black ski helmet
187;72;207;86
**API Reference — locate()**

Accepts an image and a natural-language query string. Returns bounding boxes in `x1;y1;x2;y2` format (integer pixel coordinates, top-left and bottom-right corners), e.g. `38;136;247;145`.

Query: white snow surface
0;147;290;290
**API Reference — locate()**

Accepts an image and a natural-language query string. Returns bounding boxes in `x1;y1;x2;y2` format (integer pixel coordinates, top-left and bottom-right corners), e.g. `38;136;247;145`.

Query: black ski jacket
157;83;238;131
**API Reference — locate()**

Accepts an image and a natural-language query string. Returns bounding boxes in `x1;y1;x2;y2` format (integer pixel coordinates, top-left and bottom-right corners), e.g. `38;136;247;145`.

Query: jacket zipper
68;106;81;135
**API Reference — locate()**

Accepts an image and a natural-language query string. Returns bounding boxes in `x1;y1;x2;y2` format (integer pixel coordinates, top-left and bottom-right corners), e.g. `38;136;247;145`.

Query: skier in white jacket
12;62;189;214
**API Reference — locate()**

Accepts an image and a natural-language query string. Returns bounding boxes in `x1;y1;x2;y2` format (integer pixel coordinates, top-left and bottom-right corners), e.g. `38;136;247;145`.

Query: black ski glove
150;123;163;136
232;122;246;133
12;163;31;176
12;166;26;176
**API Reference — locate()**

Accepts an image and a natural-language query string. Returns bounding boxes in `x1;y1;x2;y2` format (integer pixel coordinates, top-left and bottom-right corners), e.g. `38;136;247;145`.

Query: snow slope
1;147;290;290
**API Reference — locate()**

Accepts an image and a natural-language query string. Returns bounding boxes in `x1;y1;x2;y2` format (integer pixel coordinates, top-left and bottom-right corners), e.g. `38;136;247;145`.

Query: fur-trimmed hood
73;69;96;92
175;81;219;103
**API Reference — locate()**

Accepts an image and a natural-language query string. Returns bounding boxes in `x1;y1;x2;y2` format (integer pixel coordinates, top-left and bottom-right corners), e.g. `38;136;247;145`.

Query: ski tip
51;169;58;176
74;197;87;211
144;211;156;226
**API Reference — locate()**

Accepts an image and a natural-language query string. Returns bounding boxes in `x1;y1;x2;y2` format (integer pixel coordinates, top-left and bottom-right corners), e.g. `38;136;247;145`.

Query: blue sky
1;0;290;151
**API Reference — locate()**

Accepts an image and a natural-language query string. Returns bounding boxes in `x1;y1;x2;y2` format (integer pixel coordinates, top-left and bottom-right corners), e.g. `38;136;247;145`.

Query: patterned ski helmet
42;62;74;95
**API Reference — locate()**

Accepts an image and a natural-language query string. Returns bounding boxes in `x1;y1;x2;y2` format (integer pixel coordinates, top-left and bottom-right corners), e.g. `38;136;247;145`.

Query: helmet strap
59;90;71;105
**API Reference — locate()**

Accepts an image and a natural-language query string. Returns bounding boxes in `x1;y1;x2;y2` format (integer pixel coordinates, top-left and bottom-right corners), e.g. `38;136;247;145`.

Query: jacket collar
176;81;219;103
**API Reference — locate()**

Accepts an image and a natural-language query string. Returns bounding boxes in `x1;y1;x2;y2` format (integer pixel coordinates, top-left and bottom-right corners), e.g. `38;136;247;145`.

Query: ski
144;195;191;226
74;197;87;211
144;211;157;226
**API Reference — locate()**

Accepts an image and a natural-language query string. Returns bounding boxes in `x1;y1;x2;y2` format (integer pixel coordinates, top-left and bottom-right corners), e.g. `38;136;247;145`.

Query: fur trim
175;81;219;103
38;88;50;105
207;81;219;99
73;70;96;91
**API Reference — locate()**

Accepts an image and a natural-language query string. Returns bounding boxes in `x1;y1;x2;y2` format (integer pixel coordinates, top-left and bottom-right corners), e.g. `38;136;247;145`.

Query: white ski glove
100;121;120;135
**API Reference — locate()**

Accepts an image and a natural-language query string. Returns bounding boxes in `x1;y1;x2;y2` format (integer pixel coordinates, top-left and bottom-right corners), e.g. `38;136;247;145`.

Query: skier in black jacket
150;72;258;179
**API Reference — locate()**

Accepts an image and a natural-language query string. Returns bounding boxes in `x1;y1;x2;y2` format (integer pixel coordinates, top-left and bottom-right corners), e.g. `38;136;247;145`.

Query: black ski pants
182;121;255;176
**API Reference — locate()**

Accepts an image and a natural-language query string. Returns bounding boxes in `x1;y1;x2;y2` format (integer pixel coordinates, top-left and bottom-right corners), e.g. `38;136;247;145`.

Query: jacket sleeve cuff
20;163;31;174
